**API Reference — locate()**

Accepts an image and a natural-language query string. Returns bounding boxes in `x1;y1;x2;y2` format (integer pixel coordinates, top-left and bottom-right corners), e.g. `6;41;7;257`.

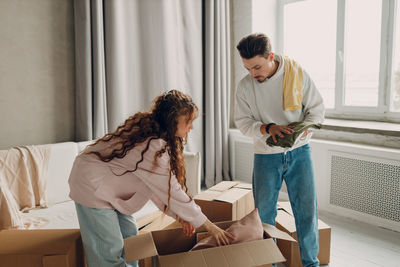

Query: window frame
278;0;400;123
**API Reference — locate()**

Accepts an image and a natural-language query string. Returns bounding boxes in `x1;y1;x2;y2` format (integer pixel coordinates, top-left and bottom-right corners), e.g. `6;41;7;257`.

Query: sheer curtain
204;0;231;187
74;0;203;154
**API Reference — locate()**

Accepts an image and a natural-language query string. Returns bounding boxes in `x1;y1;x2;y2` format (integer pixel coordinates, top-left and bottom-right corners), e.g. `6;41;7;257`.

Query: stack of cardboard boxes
132;181;331;267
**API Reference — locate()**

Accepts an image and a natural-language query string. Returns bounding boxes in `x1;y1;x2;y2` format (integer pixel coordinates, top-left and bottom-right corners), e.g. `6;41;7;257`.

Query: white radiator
330;153;400;222
229;129;400;232
229;129;254;183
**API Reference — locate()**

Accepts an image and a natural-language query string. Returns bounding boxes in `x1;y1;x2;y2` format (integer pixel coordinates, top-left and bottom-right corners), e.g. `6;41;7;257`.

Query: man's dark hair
236;33;271;59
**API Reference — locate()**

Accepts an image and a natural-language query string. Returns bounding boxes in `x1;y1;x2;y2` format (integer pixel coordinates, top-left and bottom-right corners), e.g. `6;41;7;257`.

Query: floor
277;211;400;267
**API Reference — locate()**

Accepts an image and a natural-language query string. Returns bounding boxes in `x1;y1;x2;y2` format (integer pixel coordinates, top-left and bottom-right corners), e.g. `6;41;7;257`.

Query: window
392;1;400;112
281;0;400;122
284;0;337;109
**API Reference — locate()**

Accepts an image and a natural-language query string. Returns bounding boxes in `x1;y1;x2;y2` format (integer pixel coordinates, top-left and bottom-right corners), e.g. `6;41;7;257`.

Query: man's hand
179;218;195;237
268;124;294;143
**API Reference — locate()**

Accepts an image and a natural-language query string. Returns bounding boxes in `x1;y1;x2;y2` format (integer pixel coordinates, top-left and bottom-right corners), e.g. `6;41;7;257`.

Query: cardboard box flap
208;181;239;192
137;210;163;229
214;188;250;203
140;214;180;234
278;201;293;215
318;219;331;230
276;210;297;233
240;238;286;266
158;250;210;267
158;239;286;267
278;201;331;231
124;232;158;262
194;190;221;201
262;223;297;242
234;182;252;190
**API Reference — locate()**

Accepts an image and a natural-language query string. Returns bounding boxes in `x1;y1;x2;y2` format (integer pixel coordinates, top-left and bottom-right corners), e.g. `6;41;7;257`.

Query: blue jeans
75;202;138;267
253;144;319;267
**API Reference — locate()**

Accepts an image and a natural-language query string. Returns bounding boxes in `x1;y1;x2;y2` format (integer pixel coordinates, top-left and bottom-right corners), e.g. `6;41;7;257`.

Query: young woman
68;90;233;267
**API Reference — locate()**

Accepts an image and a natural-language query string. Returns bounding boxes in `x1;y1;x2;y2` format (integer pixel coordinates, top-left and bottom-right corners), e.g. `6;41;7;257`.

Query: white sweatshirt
234;55;325;154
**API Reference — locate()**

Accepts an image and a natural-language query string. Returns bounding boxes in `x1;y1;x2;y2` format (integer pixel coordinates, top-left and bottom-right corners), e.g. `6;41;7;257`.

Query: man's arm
234;85;264;138
301;70;325;124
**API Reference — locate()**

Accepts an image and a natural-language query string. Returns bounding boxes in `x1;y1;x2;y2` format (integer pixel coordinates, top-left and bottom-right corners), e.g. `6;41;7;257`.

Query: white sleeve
234;83;264;138
301;70;325;124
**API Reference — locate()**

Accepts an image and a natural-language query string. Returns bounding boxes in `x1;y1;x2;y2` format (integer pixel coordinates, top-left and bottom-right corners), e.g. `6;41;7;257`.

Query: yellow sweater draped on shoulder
283;56;304;110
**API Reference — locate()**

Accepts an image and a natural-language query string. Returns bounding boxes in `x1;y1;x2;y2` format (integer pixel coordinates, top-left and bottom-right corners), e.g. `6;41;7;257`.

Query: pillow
191;208;264;251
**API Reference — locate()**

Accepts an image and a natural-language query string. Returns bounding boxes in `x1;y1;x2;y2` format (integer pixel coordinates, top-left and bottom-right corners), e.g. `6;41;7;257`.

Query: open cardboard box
137;210;183;267
276;202;331;267
124;220;297;267
0;229;84;267
194;181;254;222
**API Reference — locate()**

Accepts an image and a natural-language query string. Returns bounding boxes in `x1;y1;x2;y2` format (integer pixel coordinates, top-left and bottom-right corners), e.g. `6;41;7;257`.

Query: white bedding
20;200;159;229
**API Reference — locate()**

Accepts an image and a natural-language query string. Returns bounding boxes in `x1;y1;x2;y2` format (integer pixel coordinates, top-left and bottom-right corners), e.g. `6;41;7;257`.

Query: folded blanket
266;121;321;148
283;57;304;110
0;184;24;229
0;145;51;229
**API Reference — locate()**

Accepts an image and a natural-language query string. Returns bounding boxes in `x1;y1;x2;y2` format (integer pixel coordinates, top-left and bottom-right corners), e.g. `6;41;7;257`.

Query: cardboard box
194;181;254;222
124;220;297;267
275;202;331;267
0;229;84;267
137;210;165;230
139;213;181;234
137;211;182;267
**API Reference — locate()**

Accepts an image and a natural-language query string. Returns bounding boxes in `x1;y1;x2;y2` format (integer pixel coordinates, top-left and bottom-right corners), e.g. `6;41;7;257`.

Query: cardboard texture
137;211;182;267
137;210;164;229
196;232;211;242
139;213;181;234
125;220;296;267
0;229;84;267
276;202;331;267
194;181;254;222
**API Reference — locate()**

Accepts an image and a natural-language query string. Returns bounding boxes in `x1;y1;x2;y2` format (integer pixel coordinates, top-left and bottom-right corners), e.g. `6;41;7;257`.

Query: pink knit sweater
68;138;207;228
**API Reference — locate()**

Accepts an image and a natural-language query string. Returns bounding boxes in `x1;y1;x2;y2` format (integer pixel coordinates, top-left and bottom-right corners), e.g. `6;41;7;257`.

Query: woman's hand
179;218;195;237
203;219;235;246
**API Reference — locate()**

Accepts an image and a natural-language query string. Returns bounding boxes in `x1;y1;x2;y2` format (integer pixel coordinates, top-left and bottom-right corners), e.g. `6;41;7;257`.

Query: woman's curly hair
87;89;198;207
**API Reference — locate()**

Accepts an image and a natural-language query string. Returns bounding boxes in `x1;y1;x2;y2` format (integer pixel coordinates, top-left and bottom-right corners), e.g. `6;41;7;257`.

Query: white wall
252;0;278;49
0;0;75;149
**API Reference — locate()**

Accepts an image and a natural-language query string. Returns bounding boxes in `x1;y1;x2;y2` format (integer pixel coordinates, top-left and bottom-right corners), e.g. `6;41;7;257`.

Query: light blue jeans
253;144;319;267
75;202;138;267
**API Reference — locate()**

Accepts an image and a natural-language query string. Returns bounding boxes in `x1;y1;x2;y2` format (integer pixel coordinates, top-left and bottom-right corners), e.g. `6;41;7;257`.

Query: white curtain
74;0;203;154
74;0;108;140
204;0;231;187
